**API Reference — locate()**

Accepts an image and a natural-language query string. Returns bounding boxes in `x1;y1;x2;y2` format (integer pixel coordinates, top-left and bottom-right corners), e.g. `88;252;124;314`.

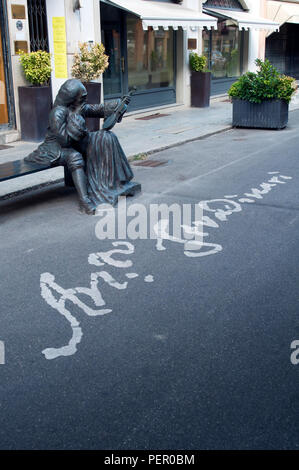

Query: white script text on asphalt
39;172;292;359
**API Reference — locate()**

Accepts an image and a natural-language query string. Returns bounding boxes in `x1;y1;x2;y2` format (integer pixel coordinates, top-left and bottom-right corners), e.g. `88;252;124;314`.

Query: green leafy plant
19;50;52;86
189;52;209;73
228;59;297;104
131;153;147;162
72;42;109;82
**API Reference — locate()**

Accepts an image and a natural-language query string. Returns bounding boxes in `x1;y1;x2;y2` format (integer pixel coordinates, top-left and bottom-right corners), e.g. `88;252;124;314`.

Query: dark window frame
27;0;49;52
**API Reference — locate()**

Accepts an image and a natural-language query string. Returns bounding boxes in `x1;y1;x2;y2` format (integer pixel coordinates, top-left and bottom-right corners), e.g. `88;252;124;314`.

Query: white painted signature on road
40;172;292;359
154;172;292;256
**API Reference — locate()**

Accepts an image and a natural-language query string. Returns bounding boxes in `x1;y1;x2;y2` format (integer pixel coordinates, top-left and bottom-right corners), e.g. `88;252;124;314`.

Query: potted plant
18;50;52;141
72;42;109;131
228;59;297;129
189;52;211;108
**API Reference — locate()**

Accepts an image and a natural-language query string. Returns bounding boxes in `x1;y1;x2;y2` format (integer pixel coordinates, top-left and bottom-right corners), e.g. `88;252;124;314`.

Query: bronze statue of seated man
25;79;138;214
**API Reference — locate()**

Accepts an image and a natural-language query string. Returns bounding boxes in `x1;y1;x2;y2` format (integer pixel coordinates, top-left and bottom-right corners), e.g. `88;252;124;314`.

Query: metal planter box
232;98;289;129
18;85;52;141
191;71;211;108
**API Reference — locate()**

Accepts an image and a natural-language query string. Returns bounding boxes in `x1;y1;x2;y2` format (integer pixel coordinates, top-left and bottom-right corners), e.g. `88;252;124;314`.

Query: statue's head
54;79;87;109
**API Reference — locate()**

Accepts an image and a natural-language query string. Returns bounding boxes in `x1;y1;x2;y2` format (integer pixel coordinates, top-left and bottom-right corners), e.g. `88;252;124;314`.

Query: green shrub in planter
72;42;109;131
228;59;298;129
18;50;52;141
189;52;211;108
189;52;209;73
19;50;52;86
228;59;297;104
72;42;109;82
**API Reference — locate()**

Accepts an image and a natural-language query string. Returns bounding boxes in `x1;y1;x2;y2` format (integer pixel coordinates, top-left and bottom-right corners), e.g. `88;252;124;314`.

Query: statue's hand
115;95;131;123
122;95;131;106
74;102;86;115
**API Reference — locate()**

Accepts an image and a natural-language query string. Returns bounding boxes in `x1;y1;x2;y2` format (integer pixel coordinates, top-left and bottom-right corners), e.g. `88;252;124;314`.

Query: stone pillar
46;0;102;102
247;0;261;72
177;0;202;106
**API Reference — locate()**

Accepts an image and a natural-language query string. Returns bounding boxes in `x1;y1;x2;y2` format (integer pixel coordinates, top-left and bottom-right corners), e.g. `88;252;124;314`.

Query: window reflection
203;21;241;79
127;18;174;91
0;24;8;124
102;28;122;96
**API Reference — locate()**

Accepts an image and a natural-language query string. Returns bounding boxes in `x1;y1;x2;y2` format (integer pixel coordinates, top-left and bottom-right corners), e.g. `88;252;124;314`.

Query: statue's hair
54;79;87;107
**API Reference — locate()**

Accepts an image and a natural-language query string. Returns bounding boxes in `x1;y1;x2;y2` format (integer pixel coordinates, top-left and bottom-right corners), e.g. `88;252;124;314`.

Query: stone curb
0;178;64;201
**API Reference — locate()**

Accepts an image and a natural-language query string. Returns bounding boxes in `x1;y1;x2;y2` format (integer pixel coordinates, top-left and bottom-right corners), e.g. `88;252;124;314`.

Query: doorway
101;2;126;100
266;23;299;79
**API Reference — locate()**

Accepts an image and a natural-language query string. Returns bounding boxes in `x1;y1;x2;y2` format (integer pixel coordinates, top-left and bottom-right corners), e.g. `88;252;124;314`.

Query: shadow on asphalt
0;184;75;218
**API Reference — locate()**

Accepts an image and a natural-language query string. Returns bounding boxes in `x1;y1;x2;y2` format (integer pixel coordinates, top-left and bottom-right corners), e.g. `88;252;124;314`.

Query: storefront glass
127;17;174;91
102;27;122;96
0;23;8;125
203;20;241;79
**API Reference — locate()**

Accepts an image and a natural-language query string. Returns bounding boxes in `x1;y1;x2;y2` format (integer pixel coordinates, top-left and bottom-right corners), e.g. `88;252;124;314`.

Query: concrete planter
83;82;101;131
232;98;289;129
18;85;52;141
190;71;211;108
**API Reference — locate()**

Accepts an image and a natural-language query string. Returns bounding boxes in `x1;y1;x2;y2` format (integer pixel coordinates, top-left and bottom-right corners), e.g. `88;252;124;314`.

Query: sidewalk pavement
1;92;299;200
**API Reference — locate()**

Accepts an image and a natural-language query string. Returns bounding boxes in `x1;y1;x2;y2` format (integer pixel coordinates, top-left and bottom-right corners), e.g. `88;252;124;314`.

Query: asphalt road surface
1;111;299;450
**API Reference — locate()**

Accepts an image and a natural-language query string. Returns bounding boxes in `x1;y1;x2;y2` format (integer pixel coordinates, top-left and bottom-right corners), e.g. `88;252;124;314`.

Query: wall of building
246;0;262;71
3;0;103;133
45;0;66;101
6;0;30;131
3;0;279;136
259;0;267;61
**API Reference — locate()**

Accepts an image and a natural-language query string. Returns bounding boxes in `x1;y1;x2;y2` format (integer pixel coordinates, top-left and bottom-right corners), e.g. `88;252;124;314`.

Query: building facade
0;0;279;142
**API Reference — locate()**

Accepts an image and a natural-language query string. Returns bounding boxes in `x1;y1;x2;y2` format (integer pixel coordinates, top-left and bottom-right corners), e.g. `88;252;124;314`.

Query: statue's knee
66;151;84;172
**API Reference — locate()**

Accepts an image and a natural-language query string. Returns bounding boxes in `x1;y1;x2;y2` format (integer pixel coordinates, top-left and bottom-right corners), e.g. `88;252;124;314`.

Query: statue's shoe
79;197;96;215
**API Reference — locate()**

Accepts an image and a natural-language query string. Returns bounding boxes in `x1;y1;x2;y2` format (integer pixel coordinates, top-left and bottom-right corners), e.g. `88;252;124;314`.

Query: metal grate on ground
133;159;168;167
135;113;170;121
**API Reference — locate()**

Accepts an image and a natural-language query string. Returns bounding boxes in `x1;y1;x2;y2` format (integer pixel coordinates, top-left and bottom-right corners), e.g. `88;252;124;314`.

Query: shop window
203;20;241;79
127;18;174;92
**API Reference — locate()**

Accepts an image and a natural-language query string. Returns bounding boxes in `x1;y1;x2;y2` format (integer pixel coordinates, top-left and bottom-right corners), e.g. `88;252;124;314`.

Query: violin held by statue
102;87;137;131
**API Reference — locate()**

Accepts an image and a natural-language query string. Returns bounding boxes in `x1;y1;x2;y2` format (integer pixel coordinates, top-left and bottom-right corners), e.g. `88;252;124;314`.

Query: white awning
267;1;299;26
204;7;279;32
101;0;217;30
